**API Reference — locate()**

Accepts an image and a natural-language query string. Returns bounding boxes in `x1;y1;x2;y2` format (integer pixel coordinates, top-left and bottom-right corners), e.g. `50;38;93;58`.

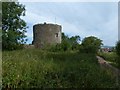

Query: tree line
48;33;103;54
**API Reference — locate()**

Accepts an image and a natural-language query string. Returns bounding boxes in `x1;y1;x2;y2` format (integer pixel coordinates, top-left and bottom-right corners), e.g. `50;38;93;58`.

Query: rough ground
97;56;120;86
97;56;120;76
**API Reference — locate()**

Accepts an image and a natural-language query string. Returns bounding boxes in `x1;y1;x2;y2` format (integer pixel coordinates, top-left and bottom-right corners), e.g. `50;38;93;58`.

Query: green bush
115;40;120;68
79;44;97;53
116;40;120;56
79;36;103;54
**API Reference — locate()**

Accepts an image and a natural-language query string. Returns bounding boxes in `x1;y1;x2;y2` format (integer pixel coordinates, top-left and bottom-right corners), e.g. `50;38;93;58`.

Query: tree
69;36;80;50
61;40;70;51
80;36;103;53
0;2;1;27
2;2;27;50
61;33;70;51
61;33;80;51
47;32;81;52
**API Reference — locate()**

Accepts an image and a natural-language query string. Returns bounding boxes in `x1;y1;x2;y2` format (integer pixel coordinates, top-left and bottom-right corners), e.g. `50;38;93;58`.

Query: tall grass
2;49;118;88
98;52;117;62
98;52;119;68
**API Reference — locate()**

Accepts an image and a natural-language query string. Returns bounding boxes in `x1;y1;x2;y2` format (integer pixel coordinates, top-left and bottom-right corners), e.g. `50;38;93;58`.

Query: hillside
2;49;118;88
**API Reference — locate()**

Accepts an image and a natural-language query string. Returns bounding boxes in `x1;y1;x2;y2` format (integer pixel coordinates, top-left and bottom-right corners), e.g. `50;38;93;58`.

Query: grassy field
2;49;119;88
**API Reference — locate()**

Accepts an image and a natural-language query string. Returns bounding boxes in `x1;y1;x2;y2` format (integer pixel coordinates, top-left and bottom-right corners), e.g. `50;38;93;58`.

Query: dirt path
97;56;120;86
97;56;120;75
97;56;120;76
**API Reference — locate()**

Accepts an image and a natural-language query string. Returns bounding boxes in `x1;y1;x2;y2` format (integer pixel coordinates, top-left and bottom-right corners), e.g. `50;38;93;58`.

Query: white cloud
20;2;118;46
21;11;52;24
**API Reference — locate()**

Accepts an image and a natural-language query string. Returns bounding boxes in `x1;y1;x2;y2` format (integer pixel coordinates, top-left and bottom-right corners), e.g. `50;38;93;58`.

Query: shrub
116;40;120;56
115;40;120;68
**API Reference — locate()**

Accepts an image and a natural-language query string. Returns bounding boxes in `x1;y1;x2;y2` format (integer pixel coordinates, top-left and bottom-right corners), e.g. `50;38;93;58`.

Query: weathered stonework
33;23;62;48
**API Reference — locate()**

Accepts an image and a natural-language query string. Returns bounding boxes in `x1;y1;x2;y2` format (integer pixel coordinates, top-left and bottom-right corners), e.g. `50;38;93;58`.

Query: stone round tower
33;23;62;48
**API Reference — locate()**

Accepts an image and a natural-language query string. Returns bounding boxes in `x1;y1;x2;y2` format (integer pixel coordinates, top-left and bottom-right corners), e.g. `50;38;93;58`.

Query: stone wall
33;23;62;48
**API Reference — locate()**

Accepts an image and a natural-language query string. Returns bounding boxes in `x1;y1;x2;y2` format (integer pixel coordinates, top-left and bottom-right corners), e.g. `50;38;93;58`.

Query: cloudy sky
19;1;118;46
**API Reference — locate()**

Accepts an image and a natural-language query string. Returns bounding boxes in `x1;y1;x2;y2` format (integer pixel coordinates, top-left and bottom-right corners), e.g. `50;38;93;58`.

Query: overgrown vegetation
2;49;118;88
116;40;120;56
116;40;120;68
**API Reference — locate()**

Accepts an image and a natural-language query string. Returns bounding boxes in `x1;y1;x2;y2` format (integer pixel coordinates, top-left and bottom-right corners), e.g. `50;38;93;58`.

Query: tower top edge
33;22;61;27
